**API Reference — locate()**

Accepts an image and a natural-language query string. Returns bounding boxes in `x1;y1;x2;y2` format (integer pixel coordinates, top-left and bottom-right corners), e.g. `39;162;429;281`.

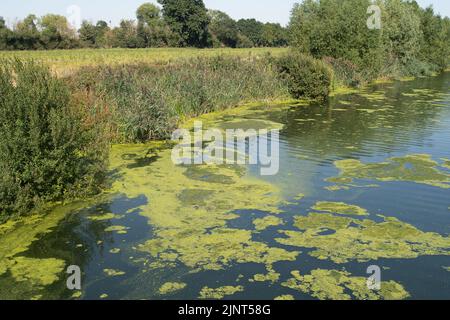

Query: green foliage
289;0;450;80
237;19;264;47
0;60;108;220
158;0;210;47
39;14;78;49
70;56;289;142
276;51;333;100
208;10;239;48
0;3;288;50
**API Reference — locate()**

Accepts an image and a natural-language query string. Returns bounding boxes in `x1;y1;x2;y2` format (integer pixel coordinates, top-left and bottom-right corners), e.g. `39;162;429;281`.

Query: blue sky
1;0;449;27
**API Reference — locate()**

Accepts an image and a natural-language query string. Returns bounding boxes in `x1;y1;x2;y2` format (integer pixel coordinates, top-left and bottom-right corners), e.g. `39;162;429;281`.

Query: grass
0;47;289;76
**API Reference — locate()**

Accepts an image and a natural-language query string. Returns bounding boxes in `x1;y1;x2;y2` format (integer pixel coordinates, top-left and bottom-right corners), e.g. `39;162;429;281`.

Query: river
1;73;449;300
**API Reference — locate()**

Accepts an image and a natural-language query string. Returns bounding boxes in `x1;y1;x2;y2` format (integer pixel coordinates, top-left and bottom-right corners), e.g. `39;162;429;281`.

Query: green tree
39;14;77;49
79;21;97;47
261;23;288;47
0;17;12;50
110;20;140;48
208;10;239;48
158;0;210;47
13;14;41;49
289;0;386;78
136;3;178;47
237;19;264;46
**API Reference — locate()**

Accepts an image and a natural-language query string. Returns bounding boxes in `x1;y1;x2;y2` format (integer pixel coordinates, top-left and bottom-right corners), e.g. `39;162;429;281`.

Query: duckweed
199;286;244;299
281;269;410;300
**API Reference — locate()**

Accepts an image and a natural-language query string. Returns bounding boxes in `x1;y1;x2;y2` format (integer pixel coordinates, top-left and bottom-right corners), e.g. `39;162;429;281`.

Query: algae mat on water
109;143;299;273
282;269;410;300
276;212;450;263
328;154;450;189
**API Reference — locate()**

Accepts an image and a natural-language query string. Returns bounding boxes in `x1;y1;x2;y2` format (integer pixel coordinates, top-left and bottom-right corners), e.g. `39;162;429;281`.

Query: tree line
0;0;288;50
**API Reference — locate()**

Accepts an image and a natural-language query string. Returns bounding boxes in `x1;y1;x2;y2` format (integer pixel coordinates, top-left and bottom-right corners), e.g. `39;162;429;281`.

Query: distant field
0;47;289;75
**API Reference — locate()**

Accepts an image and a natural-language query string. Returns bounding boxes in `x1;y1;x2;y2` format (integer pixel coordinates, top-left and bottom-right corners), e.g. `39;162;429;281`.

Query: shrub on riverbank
69;56;290;142
276;52;332;100
0;60;108;220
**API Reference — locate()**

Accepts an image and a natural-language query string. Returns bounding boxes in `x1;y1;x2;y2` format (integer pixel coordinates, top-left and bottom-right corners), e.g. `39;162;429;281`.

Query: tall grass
69;55;290;142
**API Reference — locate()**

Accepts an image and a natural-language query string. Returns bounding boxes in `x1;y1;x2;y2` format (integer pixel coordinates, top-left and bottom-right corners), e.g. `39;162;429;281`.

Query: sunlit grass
0;47;289;76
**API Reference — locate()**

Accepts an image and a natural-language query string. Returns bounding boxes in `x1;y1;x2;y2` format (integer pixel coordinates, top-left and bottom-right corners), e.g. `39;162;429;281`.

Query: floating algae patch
443;267;450;272
216;118;284;132
250;267;280;283
253;216;283;231
276;213;450;263
7;257;65;286
103;269;126;277
274;294;295;300
281;269;409;300
110;135;298;274
159;282;187;295
441;159;450;170
199;285;244;299
0;200;100;299
311;202;369;216
105;225;129;234
88;213;123;221
328;154;450;189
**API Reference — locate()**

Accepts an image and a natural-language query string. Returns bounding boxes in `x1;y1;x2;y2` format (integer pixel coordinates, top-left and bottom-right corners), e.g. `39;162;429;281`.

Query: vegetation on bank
290;0;450;82
0;60;109;220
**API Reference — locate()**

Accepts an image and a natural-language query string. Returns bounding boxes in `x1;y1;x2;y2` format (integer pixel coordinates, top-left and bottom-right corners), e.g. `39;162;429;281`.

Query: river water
1;73;449;300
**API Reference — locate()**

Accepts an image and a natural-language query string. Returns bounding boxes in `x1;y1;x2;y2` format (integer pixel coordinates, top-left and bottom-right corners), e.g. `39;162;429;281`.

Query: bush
276;52;332;100
0;60;108;220
323;56;364;88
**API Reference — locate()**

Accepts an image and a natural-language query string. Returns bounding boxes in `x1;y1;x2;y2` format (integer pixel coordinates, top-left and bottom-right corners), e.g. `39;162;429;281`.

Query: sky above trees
1;0;449;28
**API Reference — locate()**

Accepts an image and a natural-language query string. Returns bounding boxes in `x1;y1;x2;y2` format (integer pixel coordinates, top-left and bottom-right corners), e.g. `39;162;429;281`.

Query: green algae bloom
312;201;369;216
274;295;295;300
88;213;123;221
108;127;299;273
109;248;121;254
253;216;283;231
105;225;129;234
251;267;280;283
159;282;187;295
328;154;450;189
199;286;244;299
276;212;450;263
443;267;450;272
7;257;65;286
103;269;125;277
282;269;410;300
